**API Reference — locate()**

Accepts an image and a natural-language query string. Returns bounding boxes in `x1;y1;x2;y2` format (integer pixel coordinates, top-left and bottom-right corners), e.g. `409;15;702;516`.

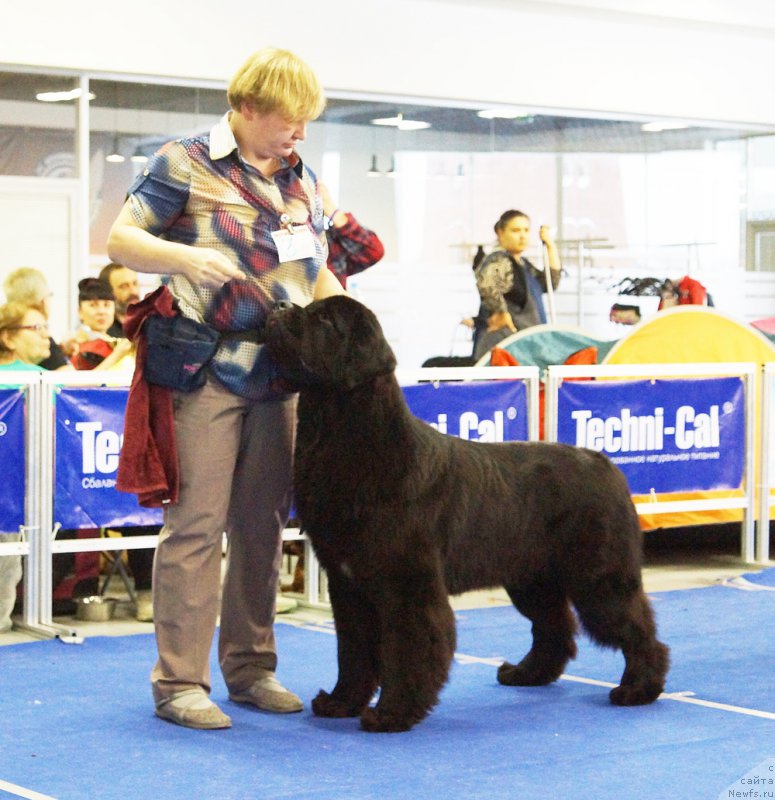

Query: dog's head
264;295;397;390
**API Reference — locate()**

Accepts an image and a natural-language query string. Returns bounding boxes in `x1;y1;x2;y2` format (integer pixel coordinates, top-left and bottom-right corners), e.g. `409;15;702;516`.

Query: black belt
218;328;265;344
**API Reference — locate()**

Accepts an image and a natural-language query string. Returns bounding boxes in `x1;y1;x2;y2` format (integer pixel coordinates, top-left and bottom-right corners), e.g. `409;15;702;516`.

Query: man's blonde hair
3;267;48;307
227;47;326;121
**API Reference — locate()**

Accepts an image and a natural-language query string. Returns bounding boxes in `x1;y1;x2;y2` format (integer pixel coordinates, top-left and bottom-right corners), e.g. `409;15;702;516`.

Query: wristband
327;209;343;229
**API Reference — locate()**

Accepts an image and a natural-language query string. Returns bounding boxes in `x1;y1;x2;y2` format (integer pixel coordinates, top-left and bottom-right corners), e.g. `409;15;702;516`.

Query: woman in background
66;278;133;372
0;301;51;370
473;210;561;361
1;268;68;370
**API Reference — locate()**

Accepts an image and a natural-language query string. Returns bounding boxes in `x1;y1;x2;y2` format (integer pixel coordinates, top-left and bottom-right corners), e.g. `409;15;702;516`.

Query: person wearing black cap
67;278;133;371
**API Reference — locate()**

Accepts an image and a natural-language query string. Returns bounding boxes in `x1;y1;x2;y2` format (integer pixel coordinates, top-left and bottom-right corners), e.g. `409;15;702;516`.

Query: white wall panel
0;178;81;337
1;0;774;126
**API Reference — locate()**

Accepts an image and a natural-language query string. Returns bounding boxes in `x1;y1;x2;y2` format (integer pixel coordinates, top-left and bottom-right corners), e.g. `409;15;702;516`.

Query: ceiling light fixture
386;156;398;178
130;146;148;164
367;154;381;177
641;121;690;132
477;108;529;120
106;136;125;163
371;112;430;131
36;88;95;103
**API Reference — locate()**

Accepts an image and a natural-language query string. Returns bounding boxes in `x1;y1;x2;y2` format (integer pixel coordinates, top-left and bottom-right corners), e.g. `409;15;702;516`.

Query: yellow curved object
602;306;775;529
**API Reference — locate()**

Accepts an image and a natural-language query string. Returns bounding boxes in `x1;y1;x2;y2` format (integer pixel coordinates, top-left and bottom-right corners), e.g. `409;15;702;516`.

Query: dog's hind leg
360;572;456;733
311;571;380;718
572;576;669;706
498;581;578;687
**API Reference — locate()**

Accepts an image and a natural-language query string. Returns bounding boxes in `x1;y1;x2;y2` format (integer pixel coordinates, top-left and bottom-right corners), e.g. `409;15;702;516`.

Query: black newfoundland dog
265;295;669;733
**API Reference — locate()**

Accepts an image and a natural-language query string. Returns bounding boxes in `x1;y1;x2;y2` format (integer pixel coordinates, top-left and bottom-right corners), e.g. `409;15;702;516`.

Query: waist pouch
143;315;220;392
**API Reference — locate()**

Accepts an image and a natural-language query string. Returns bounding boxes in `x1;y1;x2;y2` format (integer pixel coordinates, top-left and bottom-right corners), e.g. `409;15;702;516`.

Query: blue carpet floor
1;570;774;800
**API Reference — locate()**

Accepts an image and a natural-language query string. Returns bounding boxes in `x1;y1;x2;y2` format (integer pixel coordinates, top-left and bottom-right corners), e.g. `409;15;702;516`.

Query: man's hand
107;203;246;288
180;248;246;289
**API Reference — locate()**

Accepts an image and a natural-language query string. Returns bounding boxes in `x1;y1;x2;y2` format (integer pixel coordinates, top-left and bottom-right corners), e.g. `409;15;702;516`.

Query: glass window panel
0;71;77;178
88;80;226;264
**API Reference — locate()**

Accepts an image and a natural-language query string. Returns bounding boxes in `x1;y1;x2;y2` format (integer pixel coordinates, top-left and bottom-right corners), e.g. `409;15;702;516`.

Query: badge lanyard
271;212;316;262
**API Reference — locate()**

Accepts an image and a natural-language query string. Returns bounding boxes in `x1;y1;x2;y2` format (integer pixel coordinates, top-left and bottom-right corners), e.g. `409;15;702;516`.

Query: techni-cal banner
54;387;162;529
0;389;26;533
556;376;745;494
402;380;529;442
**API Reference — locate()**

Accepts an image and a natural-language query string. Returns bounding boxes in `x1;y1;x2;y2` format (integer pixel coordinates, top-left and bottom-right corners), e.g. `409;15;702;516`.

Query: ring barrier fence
545;362;760;562
36;371;162;641
0;373;42;635
759;364;775;563
6;363;773;640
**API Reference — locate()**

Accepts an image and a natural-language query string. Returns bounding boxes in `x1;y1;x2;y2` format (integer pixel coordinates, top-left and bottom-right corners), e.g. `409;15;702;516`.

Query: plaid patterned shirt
326;213;384;287
126;113;326;399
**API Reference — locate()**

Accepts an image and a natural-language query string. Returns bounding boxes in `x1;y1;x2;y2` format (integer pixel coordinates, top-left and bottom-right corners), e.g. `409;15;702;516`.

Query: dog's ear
339;299;397;390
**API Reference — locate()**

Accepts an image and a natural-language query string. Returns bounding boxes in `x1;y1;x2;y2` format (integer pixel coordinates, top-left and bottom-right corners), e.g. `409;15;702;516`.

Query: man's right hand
181;248;247;289
107;203;247;288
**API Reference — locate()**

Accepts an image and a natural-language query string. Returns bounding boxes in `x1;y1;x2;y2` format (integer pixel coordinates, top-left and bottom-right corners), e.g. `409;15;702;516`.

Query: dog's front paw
609;681;664;706
497;656;564;686
311;690;364;718
359;706;415;733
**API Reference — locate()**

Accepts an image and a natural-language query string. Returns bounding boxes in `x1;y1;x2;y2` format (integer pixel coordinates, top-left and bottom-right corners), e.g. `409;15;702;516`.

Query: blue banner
0;389;25;533
54;387;162;529
402;380;529;442
557;377;745;494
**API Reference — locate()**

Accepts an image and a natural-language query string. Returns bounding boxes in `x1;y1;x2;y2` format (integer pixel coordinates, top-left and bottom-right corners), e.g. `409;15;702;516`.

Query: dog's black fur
265;295;669;733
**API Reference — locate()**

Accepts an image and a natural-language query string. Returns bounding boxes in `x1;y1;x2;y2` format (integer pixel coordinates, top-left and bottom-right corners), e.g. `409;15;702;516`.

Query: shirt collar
209;111;303;174
209;112;238;160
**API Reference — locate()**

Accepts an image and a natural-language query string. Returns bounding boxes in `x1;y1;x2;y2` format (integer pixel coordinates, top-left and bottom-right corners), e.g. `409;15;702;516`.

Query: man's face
108;267;140;306
241;107;309;161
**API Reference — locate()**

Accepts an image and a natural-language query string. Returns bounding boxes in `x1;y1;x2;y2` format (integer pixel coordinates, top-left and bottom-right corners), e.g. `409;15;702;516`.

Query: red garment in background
489;345;598;440
675;275;708;305
489;347;520;367
71;338;114;370
659;275;709;309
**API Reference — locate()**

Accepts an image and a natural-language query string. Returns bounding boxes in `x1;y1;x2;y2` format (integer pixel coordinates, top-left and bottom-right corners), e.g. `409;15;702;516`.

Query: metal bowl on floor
75;596;118;622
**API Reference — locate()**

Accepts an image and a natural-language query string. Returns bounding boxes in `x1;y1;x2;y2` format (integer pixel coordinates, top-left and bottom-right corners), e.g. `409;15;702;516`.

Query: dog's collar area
295;365;395;393
340;367;396;393
219;328;265;344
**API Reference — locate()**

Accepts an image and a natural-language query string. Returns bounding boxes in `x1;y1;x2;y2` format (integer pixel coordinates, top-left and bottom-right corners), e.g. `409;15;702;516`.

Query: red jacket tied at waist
116;285;179;508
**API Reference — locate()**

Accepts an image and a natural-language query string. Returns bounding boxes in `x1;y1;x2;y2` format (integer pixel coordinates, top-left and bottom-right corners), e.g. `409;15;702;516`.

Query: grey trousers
150;377;297;704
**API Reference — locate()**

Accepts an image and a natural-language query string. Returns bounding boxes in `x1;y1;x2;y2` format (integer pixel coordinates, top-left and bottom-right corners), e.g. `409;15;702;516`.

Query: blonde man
108;47;343;730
